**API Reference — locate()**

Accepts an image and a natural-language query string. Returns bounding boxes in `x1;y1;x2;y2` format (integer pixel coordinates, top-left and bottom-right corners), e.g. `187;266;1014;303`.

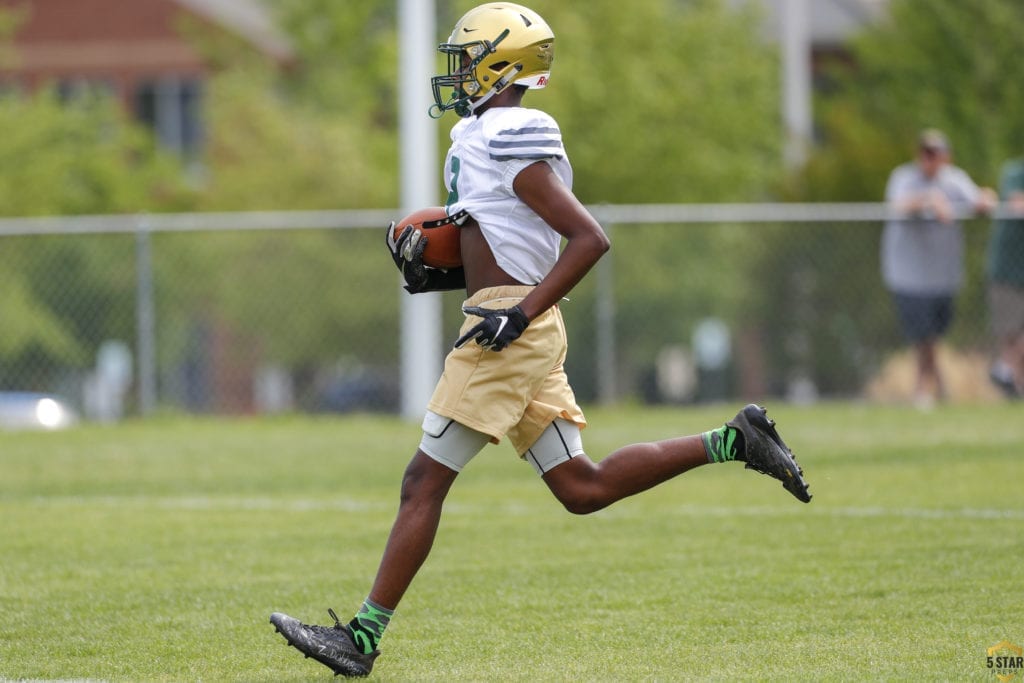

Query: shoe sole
270;613;375;678
728;404;812;503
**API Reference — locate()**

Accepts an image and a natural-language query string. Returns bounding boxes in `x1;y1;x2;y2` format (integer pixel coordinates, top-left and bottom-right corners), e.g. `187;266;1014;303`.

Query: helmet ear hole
489;60;510;72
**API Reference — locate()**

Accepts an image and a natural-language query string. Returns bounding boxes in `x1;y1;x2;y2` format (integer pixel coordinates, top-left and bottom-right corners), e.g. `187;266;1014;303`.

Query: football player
271;3;811;676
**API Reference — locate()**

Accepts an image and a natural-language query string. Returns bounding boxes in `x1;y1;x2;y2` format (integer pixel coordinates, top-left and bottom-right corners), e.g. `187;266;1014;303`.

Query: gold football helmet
430;3;554;118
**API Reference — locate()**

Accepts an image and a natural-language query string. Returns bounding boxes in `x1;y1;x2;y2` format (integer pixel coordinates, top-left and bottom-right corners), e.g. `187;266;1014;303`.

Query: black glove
455;305;530;351
386;222;429;292
385;222;466;293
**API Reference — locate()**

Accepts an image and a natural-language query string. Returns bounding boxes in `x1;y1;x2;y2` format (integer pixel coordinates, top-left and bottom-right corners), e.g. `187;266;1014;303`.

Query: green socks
701;425;745;463
347;598;394;654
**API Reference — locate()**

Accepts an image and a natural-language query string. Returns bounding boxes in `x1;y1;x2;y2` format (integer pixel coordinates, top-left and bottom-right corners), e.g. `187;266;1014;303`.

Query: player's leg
894;292;942;406
533;421;709;514
988;283;1024;398
367;450;460;608
1010;330;1024;393
352;418;489;643
914;338;939;403
993;330;1024;397
534;407;811;512
911;299;949;407
271;416;490;677
270;452;458;677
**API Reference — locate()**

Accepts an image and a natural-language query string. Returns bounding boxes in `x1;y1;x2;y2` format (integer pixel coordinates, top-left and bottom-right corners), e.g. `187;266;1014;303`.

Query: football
392;206;463;269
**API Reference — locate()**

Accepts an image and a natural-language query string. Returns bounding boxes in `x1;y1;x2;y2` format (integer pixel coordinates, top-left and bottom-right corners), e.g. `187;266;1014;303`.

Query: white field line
15;496;1024;521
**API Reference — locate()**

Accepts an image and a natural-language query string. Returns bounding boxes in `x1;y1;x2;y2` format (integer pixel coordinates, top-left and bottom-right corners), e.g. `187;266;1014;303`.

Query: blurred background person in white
881;129;997;408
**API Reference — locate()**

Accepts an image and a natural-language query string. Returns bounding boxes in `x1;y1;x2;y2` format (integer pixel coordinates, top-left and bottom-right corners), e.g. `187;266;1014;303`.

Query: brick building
0;0;293;156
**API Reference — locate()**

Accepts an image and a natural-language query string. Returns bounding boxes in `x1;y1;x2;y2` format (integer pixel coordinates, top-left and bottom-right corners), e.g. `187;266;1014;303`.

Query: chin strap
467;64;524;115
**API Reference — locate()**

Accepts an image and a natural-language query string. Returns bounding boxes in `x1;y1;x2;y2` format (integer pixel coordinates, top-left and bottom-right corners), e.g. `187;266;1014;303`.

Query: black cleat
989;364;1020;399
728;404;812;503
270;609;379;678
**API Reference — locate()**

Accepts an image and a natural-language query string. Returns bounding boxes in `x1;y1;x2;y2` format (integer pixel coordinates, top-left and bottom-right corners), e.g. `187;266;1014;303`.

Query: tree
0;89;193;390
276;0;786;401
210;0;787;402
768;0;1024;395
797;0;1024;200
0;0;791;405
272;0;783;204
538;0;781;204
531;0;784;397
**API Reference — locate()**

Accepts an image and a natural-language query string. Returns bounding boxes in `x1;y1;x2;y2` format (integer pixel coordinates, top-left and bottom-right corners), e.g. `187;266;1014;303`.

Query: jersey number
446;156;461;207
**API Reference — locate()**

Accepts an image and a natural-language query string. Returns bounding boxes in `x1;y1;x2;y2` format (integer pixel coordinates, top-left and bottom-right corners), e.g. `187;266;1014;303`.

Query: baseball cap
918;128;950;152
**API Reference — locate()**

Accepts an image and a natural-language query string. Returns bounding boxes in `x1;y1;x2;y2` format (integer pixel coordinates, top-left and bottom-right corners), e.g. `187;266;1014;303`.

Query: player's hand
385;221;429;292
455;305;530;351
925;189;954;224
976;187;999;215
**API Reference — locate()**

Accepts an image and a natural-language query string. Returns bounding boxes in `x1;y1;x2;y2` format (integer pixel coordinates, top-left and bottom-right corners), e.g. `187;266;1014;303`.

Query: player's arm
973;186;999;215
453;161;608;351
511;160;610;321
998;163;1024;219
952;169;997;216
1008;190;1024;217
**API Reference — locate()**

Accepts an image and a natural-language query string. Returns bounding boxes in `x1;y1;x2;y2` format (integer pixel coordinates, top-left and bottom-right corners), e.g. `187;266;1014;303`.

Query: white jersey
444;107;573;285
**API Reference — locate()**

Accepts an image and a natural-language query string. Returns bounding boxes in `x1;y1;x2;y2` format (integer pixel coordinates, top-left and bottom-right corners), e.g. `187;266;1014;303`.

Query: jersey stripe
495;126;560;136
488;125;563;161
489;152;562;161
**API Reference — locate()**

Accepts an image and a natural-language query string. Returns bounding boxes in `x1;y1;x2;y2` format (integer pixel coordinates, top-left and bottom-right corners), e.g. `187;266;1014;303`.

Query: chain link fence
0;204;1015;424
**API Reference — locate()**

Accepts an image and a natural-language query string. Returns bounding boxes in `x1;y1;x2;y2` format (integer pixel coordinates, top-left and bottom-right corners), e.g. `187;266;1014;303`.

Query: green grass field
2;402;1022;681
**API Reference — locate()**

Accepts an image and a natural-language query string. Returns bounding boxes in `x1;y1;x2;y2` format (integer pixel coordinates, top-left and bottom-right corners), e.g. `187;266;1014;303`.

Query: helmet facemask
430;31;513;118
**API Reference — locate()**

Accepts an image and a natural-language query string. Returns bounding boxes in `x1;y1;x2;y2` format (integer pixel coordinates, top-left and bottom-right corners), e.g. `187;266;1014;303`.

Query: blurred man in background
986;157;1024;398
881;129;998;409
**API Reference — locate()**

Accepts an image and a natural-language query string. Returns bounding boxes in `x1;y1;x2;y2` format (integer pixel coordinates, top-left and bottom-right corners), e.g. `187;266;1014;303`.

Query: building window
133;77;204;158
56;78;114;103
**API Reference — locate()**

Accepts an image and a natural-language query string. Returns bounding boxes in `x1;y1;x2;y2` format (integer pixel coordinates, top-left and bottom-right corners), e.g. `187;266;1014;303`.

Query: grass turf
1;402;1022;681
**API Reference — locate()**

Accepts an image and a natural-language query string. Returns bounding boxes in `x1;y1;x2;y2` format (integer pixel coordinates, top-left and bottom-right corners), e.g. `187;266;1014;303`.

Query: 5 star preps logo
987;641;1024;682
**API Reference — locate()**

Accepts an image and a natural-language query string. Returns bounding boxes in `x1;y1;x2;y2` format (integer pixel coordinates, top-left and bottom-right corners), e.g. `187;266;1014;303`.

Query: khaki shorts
989;282;1024;339
427;285;587;455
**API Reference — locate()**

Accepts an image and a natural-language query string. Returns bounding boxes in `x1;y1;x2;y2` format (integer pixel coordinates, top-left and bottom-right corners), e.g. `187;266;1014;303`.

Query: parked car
312;368;399;414
0;392;78;431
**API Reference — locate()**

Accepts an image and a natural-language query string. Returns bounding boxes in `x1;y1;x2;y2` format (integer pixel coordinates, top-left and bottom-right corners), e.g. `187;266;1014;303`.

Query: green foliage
0;5;402;393
273;0;398;124
797;0;1024;197
767;0;1024;391
197;67;394;211
0;263;78;359
157;4;404;387
154;230;399;367
0;91;191;388
490;0;784;395
17;0;1019;404
522;0;782;203
142;0;783;403
846;0;1024;183
0;91;190;216
267;0;784;206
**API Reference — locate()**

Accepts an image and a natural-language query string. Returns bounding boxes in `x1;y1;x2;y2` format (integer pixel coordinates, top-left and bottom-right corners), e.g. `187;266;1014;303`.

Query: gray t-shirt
881;162;981;295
